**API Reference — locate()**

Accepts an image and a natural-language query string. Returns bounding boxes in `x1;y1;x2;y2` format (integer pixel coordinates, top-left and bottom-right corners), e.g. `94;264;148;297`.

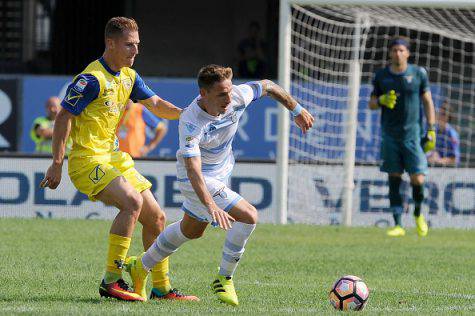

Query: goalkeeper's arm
259;79;314;133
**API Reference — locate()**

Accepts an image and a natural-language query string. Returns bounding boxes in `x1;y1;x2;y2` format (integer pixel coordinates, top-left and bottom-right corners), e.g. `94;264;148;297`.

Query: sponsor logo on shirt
405;75;413;83
122;78;132;90
103;81;116;96
185;123;198;133
74;78;88;92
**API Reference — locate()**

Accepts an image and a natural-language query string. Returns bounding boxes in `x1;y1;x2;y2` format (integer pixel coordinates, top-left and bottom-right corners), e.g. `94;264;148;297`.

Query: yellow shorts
68;151;152;201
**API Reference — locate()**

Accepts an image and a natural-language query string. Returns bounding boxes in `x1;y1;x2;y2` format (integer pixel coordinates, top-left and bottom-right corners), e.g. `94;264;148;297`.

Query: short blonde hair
197;64;233;90
104;17;138;39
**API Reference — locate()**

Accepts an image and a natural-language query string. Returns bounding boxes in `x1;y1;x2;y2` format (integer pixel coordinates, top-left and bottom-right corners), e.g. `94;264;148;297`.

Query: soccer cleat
150;288;200;301
99;278;145;301
124;253;149;300
386;225;406;237
211;275;239;306
415;214;429;237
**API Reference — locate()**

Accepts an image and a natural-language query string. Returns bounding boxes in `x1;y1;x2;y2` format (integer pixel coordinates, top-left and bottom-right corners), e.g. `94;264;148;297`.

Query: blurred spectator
117;100;168;158
237;21;267;78
30;96;61;154
428;101;460;166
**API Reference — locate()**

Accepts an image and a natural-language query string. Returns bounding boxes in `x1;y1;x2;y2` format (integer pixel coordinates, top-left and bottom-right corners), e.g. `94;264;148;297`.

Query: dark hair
197;64;233;90
104;17;138;39
389;36;410;50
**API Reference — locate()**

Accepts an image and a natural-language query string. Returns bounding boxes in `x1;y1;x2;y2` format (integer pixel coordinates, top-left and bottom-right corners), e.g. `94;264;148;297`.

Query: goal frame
276;0;475;225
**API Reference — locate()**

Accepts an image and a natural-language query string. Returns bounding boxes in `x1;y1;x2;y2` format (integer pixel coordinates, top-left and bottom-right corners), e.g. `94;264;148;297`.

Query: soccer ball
329;275;369;311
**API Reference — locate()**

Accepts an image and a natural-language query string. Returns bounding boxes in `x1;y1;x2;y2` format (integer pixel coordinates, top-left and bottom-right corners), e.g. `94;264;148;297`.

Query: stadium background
0;0;473;226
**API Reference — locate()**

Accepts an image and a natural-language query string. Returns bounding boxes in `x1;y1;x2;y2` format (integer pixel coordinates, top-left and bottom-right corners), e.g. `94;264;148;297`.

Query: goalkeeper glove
422;125;436;153
378;90;397;109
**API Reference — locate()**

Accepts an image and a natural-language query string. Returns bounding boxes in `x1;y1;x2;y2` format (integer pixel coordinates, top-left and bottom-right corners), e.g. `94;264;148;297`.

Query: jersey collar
388;64;409;76
99;57;121;77
194;97;222;121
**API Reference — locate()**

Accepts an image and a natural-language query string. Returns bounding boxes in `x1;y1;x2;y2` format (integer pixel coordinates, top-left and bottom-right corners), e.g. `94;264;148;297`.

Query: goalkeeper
369;36;436;237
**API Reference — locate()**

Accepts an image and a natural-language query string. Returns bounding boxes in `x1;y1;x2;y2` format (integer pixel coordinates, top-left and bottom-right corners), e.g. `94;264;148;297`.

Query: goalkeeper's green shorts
380;136;428;175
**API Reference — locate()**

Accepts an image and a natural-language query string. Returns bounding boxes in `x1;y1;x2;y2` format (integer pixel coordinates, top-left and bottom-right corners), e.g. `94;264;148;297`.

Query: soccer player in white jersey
126;64;314;306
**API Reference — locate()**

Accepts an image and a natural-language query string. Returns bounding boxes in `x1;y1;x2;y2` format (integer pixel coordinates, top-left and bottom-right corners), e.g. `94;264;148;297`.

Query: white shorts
178;176;242;222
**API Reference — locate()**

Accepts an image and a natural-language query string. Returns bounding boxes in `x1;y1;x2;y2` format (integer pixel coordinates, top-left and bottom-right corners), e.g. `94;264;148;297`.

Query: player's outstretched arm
40;108;73;189
141;95;182;120
184;156;234;230
259;79;314;133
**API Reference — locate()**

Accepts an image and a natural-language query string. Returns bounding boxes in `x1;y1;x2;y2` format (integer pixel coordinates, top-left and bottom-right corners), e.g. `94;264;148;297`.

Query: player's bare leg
410;173;428;236
95;176;145;301
125;193;199;301
211;199;258;306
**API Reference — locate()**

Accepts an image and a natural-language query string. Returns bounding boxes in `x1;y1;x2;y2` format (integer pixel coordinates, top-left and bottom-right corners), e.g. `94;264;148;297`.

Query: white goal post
277;0;475;225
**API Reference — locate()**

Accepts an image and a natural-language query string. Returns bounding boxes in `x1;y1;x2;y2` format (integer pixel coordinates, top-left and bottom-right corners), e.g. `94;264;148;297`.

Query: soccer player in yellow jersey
40;17;198;302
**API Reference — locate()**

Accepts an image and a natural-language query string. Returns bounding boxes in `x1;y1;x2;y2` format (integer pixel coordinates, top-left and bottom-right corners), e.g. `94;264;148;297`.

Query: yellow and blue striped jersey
61;57;155;158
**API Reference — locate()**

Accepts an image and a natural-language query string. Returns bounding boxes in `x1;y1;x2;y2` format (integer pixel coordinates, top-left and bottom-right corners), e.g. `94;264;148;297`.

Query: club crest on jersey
64;89;82;107
405;75;413;83
122;78;132;90
74;78;88;92
103;81;116;96
89;165;105;184
104;100;115;107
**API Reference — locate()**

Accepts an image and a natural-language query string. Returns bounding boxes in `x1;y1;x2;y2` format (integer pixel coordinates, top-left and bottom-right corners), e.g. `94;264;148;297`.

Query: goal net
278;1;475;227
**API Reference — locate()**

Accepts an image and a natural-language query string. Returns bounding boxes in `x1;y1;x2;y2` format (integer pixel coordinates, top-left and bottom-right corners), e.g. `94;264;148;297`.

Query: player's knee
142;210;166;234
410;174;424;186
241;205;258;224
124;191;143;219
183;228;205;240
153;211;166;232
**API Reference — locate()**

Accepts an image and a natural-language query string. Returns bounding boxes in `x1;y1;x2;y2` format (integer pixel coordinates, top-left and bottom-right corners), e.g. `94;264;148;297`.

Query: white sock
141;220;190;271
219;222;256;277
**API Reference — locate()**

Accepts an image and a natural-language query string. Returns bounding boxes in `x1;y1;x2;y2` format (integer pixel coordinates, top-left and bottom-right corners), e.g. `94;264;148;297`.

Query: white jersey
176;83;261;182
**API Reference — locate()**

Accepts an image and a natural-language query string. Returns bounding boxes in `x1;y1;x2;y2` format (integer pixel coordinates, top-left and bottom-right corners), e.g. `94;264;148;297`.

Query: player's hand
139;145;151;157
422;129;436;153
207;204;235;230
39;163;62;189
294;108;314;134
378;90;397;109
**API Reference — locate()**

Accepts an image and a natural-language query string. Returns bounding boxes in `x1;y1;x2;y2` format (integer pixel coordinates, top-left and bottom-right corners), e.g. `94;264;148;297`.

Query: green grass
0;219;474;314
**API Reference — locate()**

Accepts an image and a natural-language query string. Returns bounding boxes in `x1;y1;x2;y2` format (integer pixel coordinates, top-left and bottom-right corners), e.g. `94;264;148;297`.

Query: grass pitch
0;218;474;314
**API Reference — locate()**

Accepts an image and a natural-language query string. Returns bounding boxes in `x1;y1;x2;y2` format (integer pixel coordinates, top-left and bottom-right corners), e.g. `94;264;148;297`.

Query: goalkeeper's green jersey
371;64;430;140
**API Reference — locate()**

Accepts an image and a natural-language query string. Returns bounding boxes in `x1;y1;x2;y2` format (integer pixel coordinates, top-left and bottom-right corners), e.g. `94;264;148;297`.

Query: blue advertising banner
20;76;444;161
21;76;278;159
